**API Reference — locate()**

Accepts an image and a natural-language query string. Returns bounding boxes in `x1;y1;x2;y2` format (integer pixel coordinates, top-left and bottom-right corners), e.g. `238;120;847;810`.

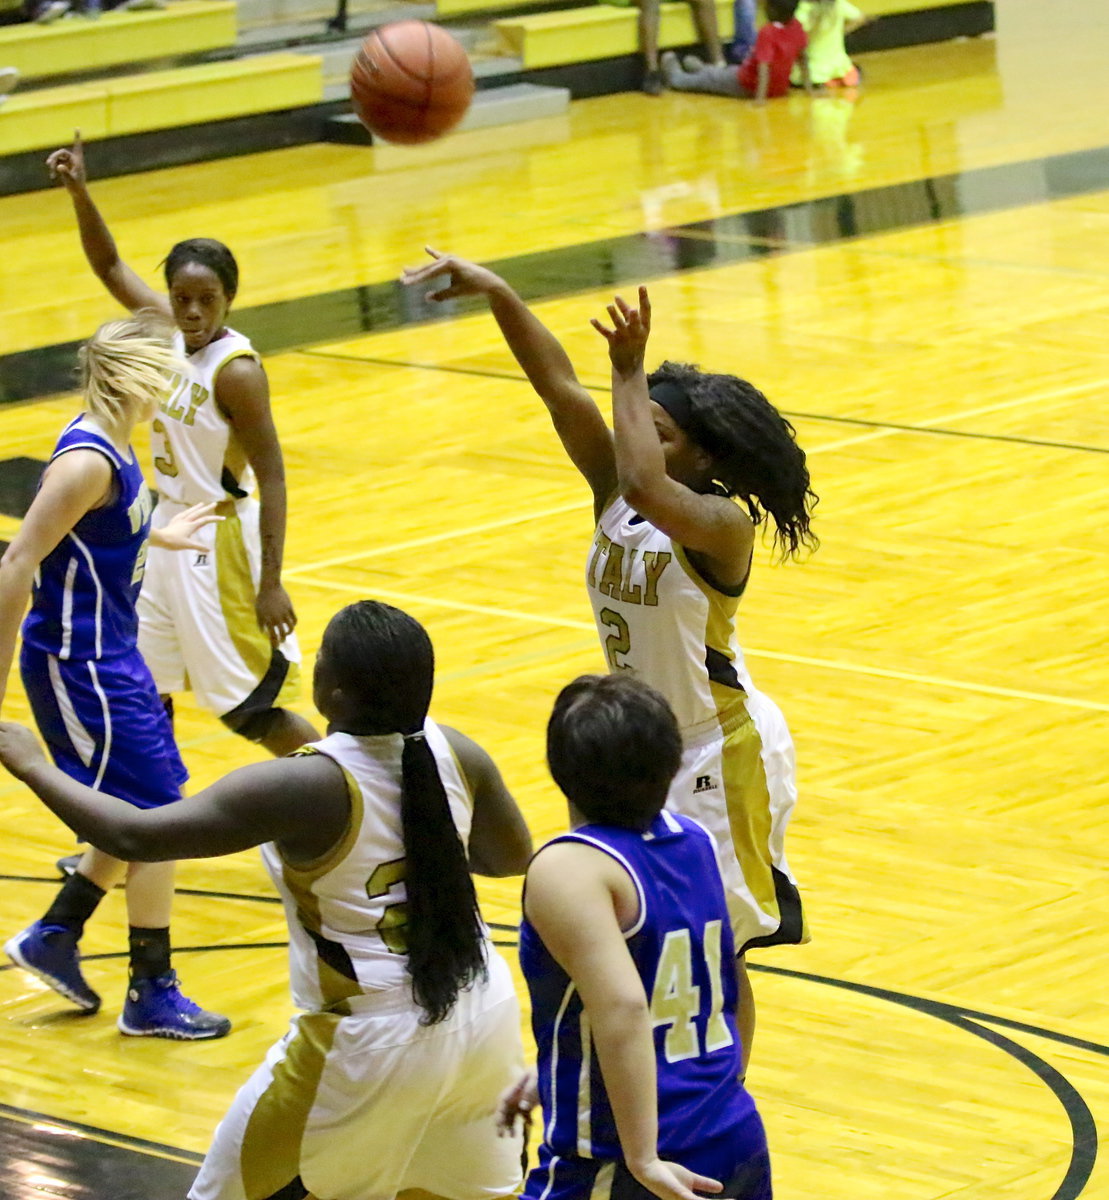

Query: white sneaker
32;0;70;21
0;67;19;106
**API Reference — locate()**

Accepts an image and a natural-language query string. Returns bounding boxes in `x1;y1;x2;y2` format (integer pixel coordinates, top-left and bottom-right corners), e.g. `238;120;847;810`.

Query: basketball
350;21;475;146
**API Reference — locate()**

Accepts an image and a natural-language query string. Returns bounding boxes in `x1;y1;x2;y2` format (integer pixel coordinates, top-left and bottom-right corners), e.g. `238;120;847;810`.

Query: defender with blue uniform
20;416;187;809
520;809;771;1200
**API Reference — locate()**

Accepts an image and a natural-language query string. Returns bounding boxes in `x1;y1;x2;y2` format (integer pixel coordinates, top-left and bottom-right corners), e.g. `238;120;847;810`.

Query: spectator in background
728;0;757;64
792;0;870;88
24;0;70;21
24;0;164;21
662;0;810;102
639;0;726;96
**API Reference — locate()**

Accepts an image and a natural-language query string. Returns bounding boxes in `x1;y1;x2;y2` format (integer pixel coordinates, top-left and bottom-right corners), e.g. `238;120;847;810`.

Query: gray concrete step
323;80;569;141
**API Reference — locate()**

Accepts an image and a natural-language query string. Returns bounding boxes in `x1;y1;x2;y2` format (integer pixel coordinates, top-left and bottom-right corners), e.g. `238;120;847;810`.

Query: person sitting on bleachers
23;0;163;21
662;0;811;101
639;0;726;95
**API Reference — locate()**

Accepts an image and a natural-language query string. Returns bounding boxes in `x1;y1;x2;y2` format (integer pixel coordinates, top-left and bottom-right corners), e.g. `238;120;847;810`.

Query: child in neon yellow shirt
792;0;870;87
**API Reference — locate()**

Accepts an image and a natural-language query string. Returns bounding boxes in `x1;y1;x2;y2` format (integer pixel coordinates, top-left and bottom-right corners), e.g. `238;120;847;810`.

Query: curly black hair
163;238;239;301
648;361;818;560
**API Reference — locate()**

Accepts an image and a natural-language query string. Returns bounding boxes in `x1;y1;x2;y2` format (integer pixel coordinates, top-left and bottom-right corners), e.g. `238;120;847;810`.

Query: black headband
649;381;694;430
649;380;722;461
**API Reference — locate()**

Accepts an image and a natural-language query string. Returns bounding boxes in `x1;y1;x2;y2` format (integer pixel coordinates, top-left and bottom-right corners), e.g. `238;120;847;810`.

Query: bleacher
495;0;733;70
0;0;993;193
0;0;322;163
491;0;992;74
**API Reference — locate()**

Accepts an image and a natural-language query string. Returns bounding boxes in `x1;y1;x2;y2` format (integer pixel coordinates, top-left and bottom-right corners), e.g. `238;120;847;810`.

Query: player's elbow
98;822;173;864
618;473;660;513
0;548;40;594
470;816;533;877
475;826;533;877
587;989;651;1033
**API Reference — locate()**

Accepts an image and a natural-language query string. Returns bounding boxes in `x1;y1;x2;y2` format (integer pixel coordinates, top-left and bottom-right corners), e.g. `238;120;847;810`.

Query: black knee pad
221;706;283;744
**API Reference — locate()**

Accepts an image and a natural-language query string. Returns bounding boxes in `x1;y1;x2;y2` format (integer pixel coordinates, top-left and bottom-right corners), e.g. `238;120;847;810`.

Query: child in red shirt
662;0;810;100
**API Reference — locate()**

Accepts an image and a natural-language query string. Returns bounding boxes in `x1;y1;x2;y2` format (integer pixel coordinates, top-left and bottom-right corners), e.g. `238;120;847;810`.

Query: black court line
0;878;520;931
0;930;1100;1197
749;963;1101;1200
300;349;1109;457
0;940;520;970
3;144;1109;405
0;1101;203;1165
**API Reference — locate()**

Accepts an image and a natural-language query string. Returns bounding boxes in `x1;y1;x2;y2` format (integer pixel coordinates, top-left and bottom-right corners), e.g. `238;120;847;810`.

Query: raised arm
402;249;617;515
442;724;532;876
0;729;350;865
46;132;171;318
525;841;723;1200
215;357;297;646
0;451;111;712
592;290;752;585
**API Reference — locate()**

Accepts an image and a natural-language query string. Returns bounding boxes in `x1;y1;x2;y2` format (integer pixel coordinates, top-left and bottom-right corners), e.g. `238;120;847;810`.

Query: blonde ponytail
80;312;180;425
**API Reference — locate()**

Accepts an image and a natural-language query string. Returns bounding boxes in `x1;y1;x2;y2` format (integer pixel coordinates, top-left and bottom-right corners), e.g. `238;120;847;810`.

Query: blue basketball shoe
4;921;101;1012
118;971;231;1040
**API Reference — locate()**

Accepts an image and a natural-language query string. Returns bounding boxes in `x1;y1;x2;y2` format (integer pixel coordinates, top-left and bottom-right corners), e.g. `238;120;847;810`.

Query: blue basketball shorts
21;645;188;809
525;1112;772;1200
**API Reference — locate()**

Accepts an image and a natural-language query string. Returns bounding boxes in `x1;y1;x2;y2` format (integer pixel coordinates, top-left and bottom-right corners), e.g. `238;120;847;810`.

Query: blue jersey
520;810;756;1167
22;417;153;662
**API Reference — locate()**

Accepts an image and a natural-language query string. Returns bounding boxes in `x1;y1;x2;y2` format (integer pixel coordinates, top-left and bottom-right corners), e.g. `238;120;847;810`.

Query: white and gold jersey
586;494;751;735
260;721;477;1011
151;328;259;504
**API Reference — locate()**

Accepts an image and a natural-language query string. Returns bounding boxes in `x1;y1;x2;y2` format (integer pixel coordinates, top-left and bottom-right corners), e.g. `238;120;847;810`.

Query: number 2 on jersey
366;858;408;954
599;607;631;671
650;920;734;1062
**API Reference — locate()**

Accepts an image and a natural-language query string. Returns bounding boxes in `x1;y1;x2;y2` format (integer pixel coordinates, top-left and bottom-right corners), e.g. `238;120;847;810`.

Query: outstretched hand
46;130;87;191
591;288;651;377
496;1068;539;1138
629;1159;723;1200
0;723;47;782
153;502;223;553
400;247;506;302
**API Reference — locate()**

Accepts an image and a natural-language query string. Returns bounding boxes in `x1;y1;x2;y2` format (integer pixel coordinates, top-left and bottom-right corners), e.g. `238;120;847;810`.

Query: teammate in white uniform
403;252;817;1074
46;133;316;758
0;599;533;1200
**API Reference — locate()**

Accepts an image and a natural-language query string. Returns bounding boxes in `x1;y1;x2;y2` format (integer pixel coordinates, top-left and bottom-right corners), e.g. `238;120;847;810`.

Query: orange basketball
350;21;474;145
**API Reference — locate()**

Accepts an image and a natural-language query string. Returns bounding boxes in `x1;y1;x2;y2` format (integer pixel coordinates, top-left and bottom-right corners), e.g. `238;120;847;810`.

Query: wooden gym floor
0;1;1106;1196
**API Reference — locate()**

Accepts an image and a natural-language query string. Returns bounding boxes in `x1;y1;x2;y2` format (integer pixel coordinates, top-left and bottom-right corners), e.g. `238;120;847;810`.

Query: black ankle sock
128;926;171;982
41;872;106;938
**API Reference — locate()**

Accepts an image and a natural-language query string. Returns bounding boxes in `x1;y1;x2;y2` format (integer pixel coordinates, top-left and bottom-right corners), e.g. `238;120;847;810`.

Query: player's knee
221;707;283;744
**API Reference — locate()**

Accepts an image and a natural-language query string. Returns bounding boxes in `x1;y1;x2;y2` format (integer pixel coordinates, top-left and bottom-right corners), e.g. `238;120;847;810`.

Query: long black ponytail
322;601;486;1024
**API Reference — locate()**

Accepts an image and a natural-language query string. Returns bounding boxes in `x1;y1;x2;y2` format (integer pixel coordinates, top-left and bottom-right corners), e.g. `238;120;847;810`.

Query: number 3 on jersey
151;418;179;478
599;607;631;671
651;920;734;1062
366;858;408;954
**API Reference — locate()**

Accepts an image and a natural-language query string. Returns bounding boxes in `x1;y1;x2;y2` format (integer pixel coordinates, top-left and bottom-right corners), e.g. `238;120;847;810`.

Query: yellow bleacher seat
0;52;322;156
435;0;527;19
0;1;238;82
0;81;108;155
494;0;987;71
106;52;322;135
495;0;734;70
